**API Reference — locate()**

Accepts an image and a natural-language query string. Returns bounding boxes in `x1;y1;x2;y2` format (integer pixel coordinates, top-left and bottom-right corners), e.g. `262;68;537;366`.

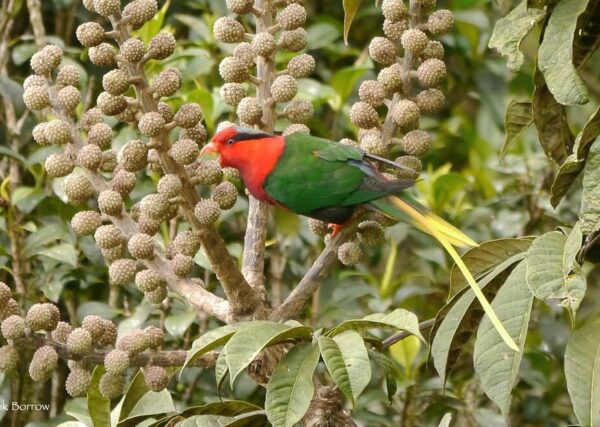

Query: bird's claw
327;223;345;238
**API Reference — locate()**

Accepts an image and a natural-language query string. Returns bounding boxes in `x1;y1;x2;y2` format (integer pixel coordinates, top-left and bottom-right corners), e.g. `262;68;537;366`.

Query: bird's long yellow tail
371;195;519;352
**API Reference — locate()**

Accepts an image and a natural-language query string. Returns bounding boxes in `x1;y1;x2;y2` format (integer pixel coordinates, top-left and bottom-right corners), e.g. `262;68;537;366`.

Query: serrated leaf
580;137;600;234
225;323;312;386
449;238;532;298
565;319;600;427
488;1;546;71
342;0;362;45
88;366;111;427
319;331;371;406
551;106;600;206
431;256;518;383
474;261;533;416
265;343;320;427
538;0;590;105
500;101;533;160
327;309;423;342
532;68;574;164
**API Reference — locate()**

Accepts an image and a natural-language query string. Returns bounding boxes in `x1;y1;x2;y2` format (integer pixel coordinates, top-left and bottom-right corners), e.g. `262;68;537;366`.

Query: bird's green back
263;132;403;214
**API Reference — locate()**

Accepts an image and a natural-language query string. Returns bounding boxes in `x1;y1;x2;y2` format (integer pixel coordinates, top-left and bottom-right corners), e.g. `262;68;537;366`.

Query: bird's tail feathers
370;195;519;352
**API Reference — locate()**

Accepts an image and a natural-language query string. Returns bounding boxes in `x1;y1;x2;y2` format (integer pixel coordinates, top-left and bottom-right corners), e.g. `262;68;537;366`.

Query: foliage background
0;0;599;426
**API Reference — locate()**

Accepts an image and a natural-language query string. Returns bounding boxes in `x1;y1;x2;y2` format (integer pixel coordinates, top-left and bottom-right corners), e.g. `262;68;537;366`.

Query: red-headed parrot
201;126;518;351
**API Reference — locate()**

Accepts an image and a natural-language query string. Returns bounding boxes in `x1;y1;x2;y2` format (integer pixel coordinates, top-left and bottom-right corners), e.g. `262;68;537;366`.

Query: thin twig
272;232;350;321
26;0;46;49
381;318;435;349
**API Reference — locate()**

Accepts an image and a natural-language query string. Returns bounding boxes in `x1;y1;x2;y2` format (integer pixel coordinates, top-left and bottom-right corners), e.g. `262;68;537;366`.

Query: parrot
201;126;518;351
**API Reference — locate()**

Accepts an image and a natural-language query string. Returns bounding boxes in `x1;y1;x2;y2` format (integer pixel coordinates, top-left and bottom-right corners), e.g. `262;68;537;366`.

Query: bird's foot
327;223;346;238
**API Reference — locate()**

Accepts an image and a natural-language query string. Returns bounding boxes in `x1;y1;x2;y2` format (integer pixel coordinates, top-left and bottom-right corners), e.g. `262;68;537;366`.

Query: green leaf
438;413;453;427
500;101;533;160
564;223;583;275
182;324;243;372
538;0;590;105
580;137;600;234
573;0;600;68
532;68;574;164
526;231;571;300
0;146;27;165
119;390;175;426
11;186;46;214
431;256;517;383
473;261;533;416
565;319;600;427
118;370;150;423
389;334;421;379
368;350;398;403
342;0;362;45
330;66;370;110
87;366;111;427
265;343;320;427
551;106;600;206
488;1;546;71
189;82;215;132
37;243;78;268
132;0;170;43
164;310;196;337
225;323;312;386
449;238;532;298
319;331;372;405
327;309;424;342
215;350;228;397
178;411;267;427
180;401;262;418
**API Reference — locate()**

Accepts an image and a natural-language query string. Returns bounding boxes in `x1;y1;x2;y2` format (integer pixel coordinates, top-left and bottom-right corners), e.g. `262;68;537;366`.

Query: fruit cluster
23;0;243;309
0;281;168;399
215;0;315;133
335;0;454;265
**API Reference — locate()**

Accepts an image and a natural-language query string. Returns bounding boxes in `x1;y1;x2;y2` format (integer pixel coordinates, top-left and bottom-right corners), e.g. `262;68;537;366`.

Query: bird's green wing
263;132;411;215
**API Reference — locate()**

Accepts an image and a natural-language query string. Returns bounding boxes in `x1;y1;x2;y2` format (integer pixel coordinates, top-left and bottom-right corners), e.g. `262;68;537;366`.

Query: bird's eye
226;139;234;145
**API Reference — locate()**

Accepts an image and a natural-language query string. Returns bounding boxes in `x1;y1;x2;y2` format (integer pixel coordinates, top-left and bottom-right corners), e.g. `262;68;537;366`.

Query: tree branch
271;232;350;321
15;335;218;368
240;0;275;299
381;318;435;349
44;83;231;323
26;0;46;49
107;15;265;320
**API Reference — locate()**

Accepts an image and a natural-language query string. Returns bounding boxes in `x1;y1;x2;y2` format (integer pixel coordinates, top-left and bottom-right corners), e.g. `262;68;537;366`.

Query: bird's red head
200;126;285;202
201;126;274;168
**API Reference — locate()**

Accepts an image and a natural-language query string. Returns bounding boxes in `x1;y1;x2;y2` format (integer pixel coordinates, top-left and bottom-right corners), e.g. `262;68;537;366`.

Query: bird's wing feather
263;133;414;214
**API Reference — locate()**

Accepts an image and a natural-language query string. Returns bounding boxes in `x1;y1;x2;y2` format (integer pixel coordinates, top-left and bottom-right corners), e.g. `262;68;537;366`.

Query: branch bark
16;335;218;368
44;82;231;323
271;232;350;321
241;0;275;299
106;15;265;320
